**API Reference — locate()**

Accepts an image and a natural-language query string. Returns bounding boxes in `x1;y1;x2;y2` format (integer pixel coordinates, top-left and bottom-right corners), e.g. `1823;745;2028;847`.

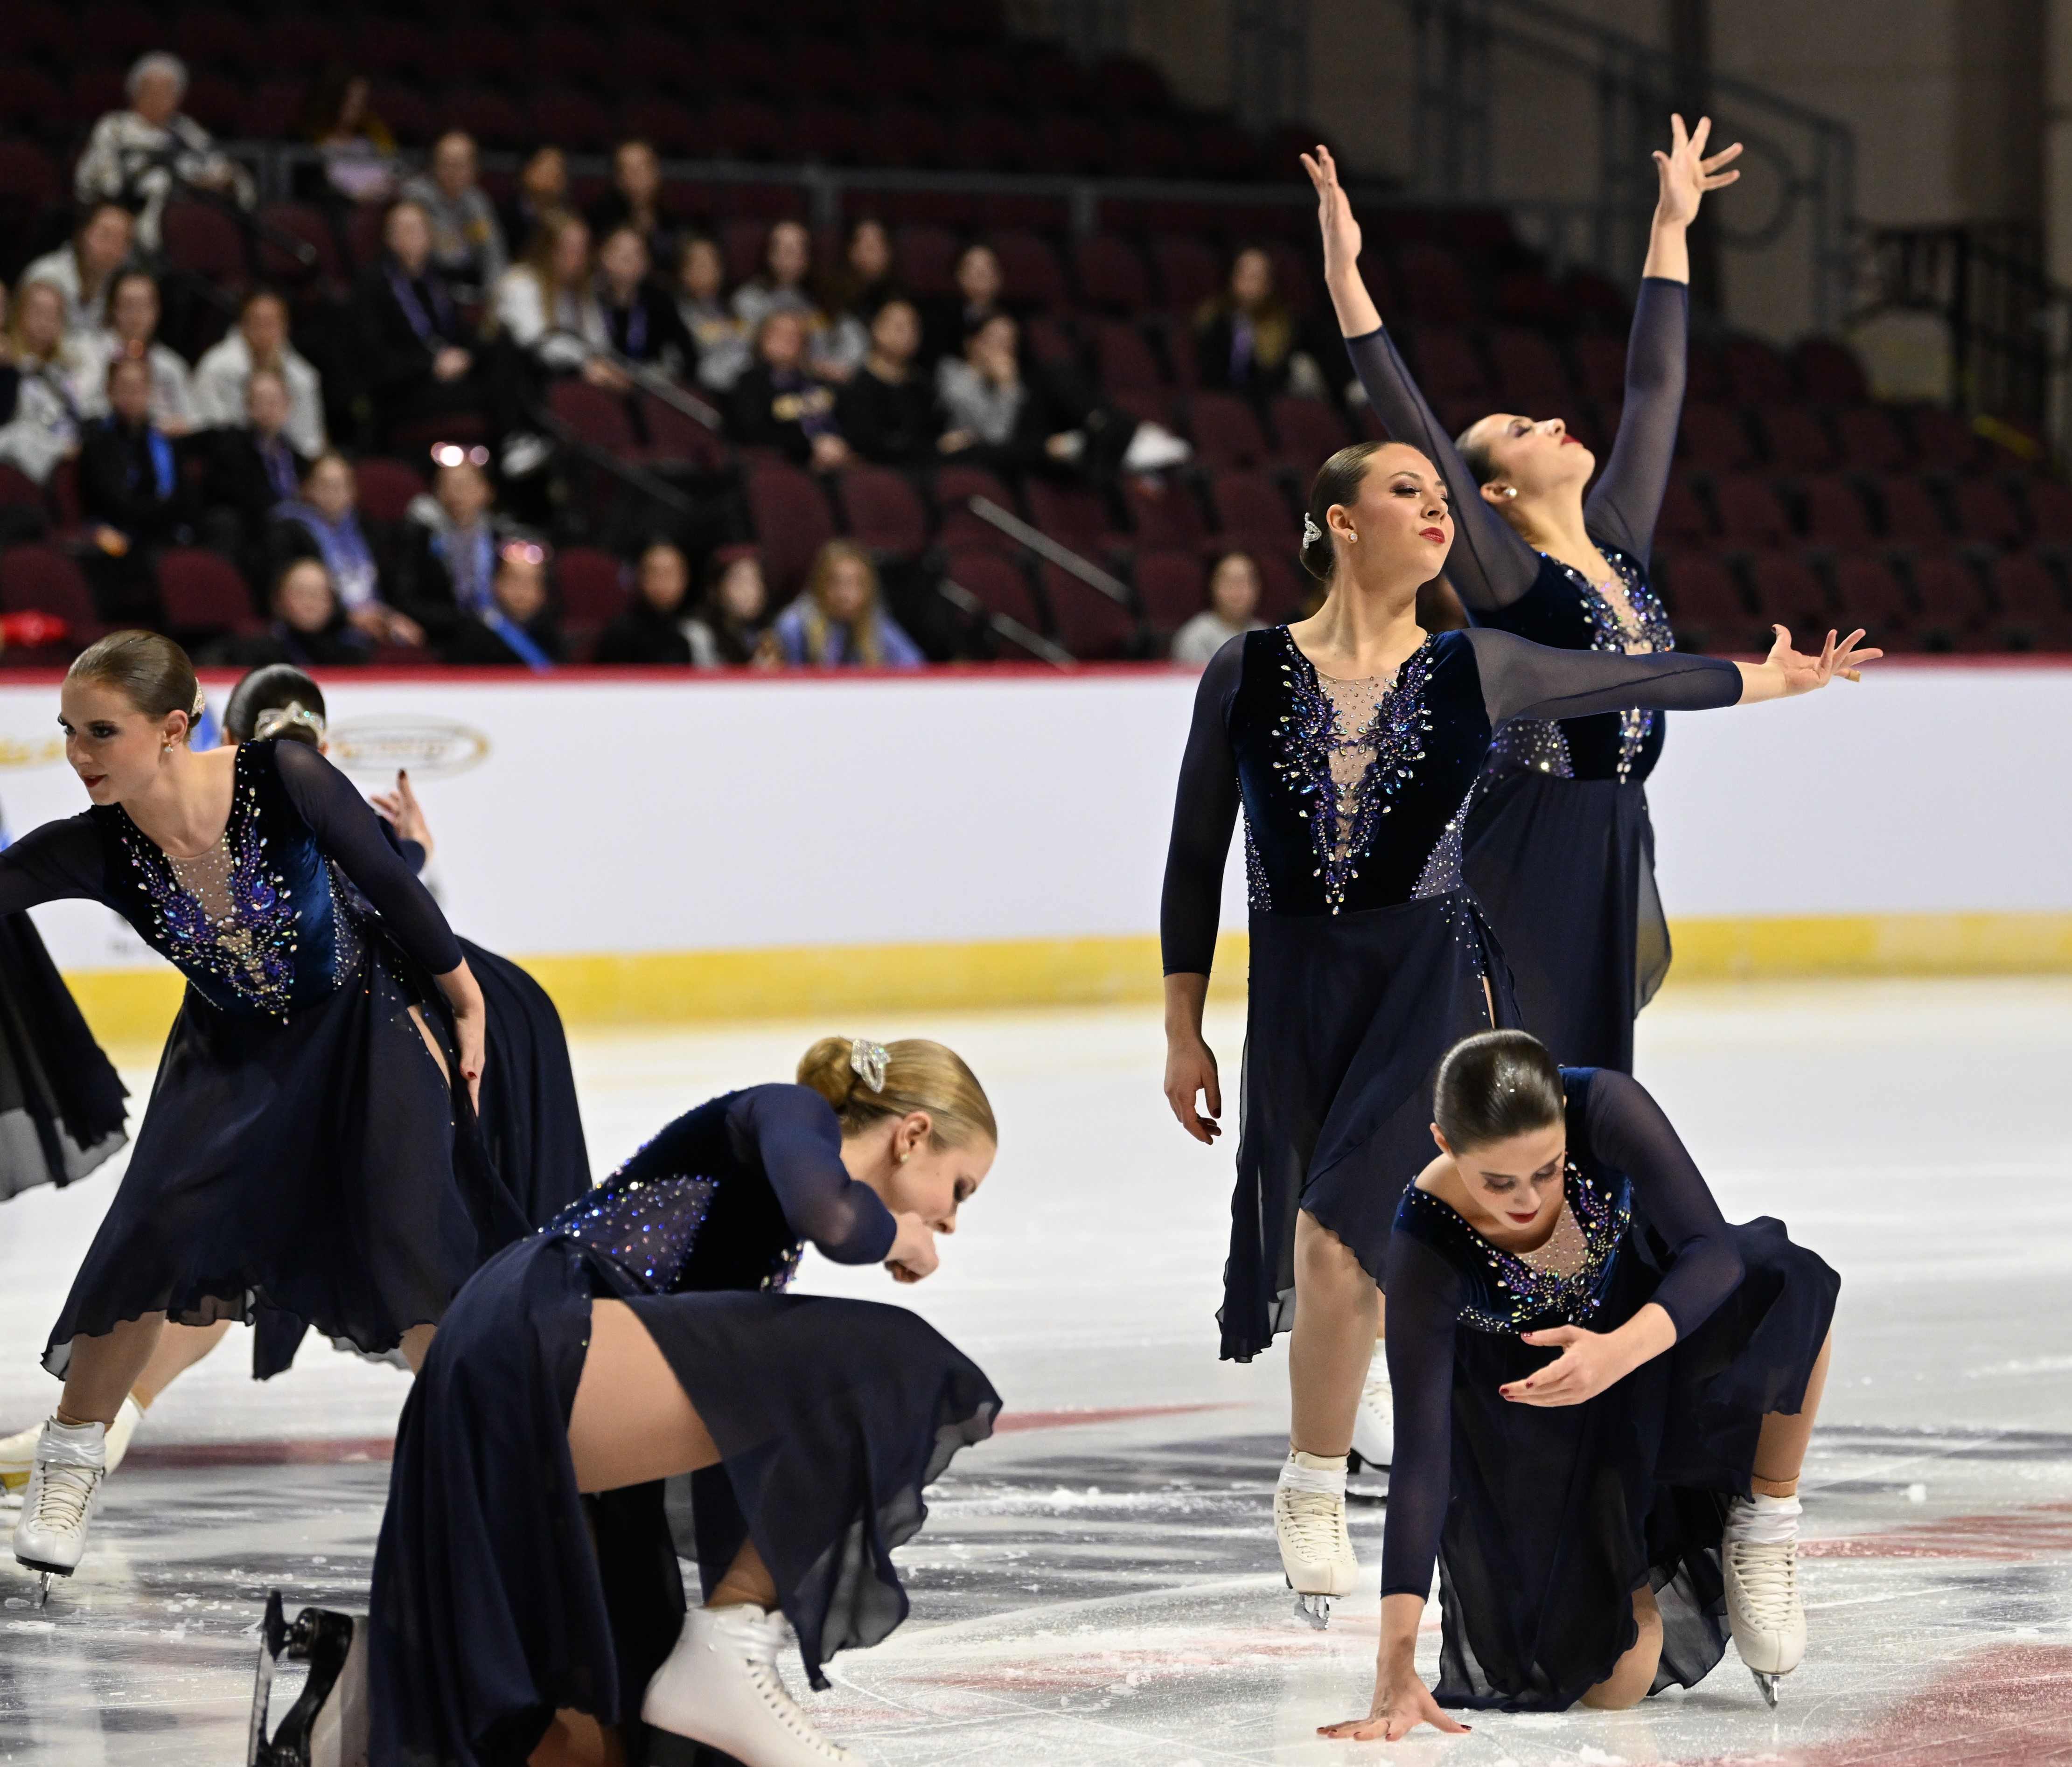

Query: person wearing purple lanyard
351;199;491;446
444;540;563;672
594;224;698;382
196;369;311;585
397;452;505;644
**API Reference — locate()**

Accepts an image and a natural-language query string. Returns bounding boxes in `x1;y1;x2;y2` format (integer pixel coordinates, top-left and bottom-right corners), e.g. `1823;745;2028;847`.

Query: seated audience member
495;211;616;385
587;139;677;278
81;355;191;552
595;227;697;379
398;132;508;303
22;203;135;336
733;221;839;376
731;312;847;469
70;272;196;433
685;546;779;667
352;200;488;441
676;235;750;393
73;54;252;252
1171;550;1268;664
0;282;81;486
595;540;695;664
395;452;503;640
273;451;423;647
299;68;401;208
1193;246;1305;402
193;288;328;456
197;368;309;576
937;313;1082;477
815;218;900;380
207;556;373;669
774;539;922;668
923;243;1008;366
835;299;937;466
501;147;570;264
446;540;561;669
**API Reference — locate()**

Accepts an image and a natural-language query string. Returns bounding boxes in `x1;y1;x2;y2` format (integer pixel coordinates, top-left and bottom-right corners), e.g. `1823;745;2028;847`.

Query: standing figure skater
1319;1030;1835;1740
0;632;523;1592
1303;122;1740;1075
370;1036;998;1767
1160;443;1873;1622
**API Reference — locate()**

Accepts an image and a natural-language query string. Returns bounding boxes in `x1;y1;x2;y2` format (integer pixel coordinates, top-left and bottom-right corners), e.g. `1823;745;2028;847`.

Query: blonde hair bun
795;1035;999;1150
796;1036;863;1111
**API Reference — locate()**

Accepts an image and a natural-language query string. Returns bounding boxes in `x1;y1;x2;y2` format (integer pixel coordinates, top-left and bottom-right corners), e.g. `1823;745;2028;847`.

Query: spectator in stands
81;355;190;553
196;367;308;580
1170;550;1267;664
1193;246;1316;403
70;272;196;435
733;222;844;377
495;211;618;387
835;299;937;466
297;68;402;209
22;204;136;336
352;200;489;445
595;227;697;380
207;557;372;669
595;540;695;665
445;540;561;670
923;243;1007;365
816;218;900;380
937;313;1080;475
587;140;677;281
730;311;847;469
74;54;253;252
502;147;570;264
686;547;779;668
395;452;504;642
0;282;83;487
273;451;424;648
193;288;328;456
676;235;751;393
398;132;508;305
774;539;922;668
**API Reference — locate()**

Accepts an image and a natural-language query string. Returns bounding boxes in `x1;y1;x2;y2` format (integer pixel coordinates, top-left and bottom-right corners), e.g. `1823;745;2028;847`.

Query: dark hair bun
1433;1030;1565;1152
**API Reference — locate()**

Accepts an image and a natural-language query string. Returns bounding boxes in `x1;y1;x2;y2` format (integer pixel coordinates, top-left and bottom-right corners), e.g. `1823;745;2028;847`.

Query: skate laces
30;1460;100;1534
1277;1485;1350;1561
729;1612;850;1760
1726;1537;1799;1621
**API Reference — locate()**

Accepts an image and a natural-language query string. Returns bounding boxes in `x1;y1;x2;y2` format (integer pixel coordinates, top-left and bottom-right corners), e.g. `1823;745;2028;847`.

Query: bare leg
54;1317;167;1428
528;1711;626;1767
566;1299;724;1493
1751;1330;1833;1497
400;1323;436;1375
1579;1584;1663;1711
131;1320;233;1408
1289;1210;1379;1458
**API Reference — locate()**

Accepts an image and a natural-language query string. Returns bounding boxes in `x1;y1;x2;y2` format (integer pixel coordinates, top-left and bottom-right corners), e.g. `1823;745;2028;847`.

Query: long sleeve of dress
1582;278;1689;562
1379;1228;1465;1599
1343;327;1540;611
270;740;463;975
733;1085;899;1265
1464;627;1741;727
1582;1069;1744;1338
1159;636;1246;976
0;817;106;916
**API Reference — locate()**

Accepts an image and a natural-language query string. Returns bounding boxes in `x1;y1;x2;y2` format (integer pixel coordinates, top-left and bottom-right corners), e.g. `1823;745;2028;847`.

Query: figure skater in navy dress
1160;439;1874;1622
370;1035;999;1767
0;632;524;1592
1319;1030;1835;1740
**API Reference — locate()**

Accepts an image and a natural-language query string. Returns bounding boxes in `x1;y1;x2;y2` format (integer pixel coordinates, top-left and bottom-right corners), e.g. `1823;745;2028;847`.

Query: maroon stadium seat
1909;554;1988;629
1829;554;1913;633
1269;396;1352;474
1040;563;1135;658
985;230;1068;309
1121;476;1208;552
875;107;950;169
0;69;65;138
1905;405;1987;473
1758;408;1835;473
638;395;727;474
1116;118;1191;179
531;24;615;93
359;21;439;85
1746;552;1830;628
948;113;1038;174
1151;237;1222;315
890;224;959;299
0;0;71;61
941;549;1044;639
839;466;929;558
1409;331;1489;403
1074;235;1152;313
1676;404;1753;472
1794;338;1871;404
703;36;784;98
1134;549;1205;630
264;15;343;71
1875;477;1950;547
1834;405;1910;472
529;91;616;155
162;202;251;295
1799;475;1875;548
1654;552;1747;638
0;545;103;636
867;42;949;106
1394;244;1474;326
555;546;629;636
157;548;258;639
935;465;1021;553
1025;480;1123;557
1186;392;1269;470
1989;553;2067;623
354;459;426;526
1711;475;1794;547
64;69;127;134
550;381;640;457
793;105;865;167
174;11;259;77
0;142;61;236
1093;320;1168;393
1655;479;1714;546
746;465;836;594
240;80;306;142
620;100;705;160
707;100;787;162
257;202;345;294
442;24;525;84
2027;480;2072;544
1573;335;1627;403
444;90;525;153
1209;470;1297;551
1723;336;1796;405
1486;328;1572;410
1951;479;2024;546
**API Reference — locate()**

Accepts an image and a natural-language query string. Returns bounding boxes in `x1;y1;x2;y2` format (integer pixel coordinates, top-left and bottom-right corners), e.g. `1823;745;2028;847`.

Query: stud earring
1503;486;1518;498
1346;529;1357;541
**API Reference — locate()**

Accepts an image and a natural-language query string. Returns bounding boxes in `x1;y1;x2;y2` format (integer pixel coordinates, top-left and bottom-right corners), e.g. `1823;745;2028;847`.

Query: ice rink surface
2;975;2070;1764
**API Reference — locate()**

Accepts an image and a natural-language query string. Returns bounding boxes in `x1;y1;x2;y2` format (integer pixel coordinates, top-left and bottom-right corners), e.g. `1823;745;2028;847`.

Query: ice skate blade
33;1571;55;1607
642;1726;750;1767
1750;1668;1779;1709
1294;1592;1332;1629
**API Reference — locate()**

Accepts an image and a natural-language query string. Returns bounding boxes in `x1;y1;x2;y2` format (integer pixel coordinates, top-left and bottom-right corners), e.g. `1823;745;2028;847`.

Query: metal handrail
938;577;1074;668
967;496;1133;605
531;406;696;515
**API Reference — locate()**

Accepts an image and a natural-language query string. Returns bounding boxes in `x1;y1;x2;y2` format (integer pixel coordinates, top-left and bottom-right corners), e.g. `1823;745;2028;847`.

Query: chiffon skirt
1462;771;1669;1073
370;1234;999;1767
0;911;126;1201
1221;889;1517;1362
41;929;529;1379
1434;1216;1839;1711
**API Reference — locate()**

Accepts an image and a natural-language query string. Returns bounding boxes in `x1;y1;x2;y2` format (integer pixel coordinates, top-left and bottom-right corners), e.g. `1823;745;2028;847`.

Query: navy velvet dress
1162;624;1742;1361
1346;279;1692;1071
1383;1069;1837;1710
0;907;126;1203
370;1084;999;1767
0;737;526;1377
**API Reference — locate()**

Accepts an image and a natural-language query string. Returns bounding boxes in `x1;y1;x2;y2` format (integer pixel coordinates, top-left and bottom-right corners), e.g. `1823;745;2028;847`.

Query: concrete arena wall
6;661;2066;1041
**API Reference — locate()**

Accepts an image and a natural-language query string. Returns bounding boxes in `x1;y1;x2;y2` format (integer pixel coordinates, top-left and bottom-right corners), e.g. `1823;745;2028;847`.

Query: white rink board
0;661;2062;973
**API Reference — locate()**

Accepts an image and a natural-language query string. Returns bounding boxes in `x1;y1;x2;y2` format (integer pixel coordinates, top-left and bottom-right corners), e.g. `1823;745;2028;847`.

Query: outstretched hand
1757;624;1884;696
1653;112;1743;229
1300;145;1362;278
370;769;433;859
1501;1324;1635;1406
1319;1671;1471;1744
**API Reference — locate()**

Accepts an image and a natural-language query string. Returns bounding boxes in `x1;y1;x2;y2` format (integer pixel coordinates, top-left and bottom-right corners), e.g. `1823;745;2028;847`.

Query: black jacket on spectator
586;196;679;283
79;416;190;545
835;368;939;466
599;285;698;378
728;365;841;465
199;427;310;536
444;611;565;667
921;296;1012;369
203;619;373;670
1193;310;1304;402
594;601;692;665
352;257;482;431
392;522;497;643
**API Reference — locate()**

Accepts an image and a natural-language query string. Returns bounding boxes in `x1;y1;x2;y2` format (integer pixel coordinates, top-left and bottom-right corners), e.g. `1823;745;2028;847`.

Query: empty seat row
1653;471;2072;550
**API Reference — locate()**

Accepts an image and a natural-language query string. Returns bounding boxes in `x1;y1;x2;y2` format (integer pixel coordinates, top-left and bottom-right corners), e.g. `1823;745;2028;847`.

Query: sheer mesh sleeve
375;814;429;877
270;740;463;975
0;817;106;916
733;1085;898;1265
1583;278;1688;562
1464;627;1741;727
1159;636;1244;977
1343;328;1539;611
1379;1226;1464;1599
1582;1069;1745;1338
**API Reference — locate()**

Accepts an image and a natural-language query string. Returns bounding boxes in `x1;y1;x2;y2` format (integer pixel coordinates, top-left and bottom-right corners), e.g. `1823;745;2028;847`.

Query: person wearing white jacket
66;273;197;435
191;289;328;458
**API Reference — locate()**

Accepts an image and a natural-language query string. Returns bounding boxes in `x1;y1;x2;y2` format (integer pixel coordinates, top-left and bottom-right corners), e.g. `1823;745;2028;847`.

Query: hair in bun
796;1036;998;1149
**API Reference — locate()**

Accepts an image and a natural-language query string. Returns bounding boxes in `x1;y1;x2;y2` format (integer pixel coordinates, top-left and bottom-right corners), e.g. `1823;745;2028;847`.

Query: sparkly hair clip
253;700;325;742
849;1037;889;1093
1302;514;1324;547
189;687;207;719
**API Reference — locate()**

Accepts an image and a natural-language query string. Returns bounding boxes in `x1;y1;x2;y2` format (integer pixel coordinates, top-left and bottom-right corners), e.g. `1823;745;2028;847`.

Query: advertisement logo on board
328;718;491;779
0;735;68;771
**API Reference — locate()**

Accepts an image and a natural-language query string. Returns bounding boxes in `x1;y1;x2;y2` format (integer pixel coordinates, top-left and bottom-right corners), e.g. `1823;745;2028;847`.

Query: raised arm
0;817;106;918
1302;145;1538;612
734;1084;897;1265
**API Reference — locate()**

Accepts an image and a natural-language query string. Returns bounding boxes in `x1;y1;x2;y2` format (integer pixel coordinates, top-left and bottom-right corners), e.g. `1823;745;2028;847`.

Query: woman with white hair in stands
72;53;253;252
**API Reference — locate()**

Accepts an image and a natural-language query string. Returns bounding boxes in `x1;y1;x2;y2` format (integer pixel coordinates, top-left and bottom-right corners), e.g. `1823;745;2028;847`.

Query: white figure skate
11;1418;108;1603
642;1603;855;1765
1723;1496;1806;1707
1349;1342;1393;1472
1276;1449;1359;1627
0;1394;140;1503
